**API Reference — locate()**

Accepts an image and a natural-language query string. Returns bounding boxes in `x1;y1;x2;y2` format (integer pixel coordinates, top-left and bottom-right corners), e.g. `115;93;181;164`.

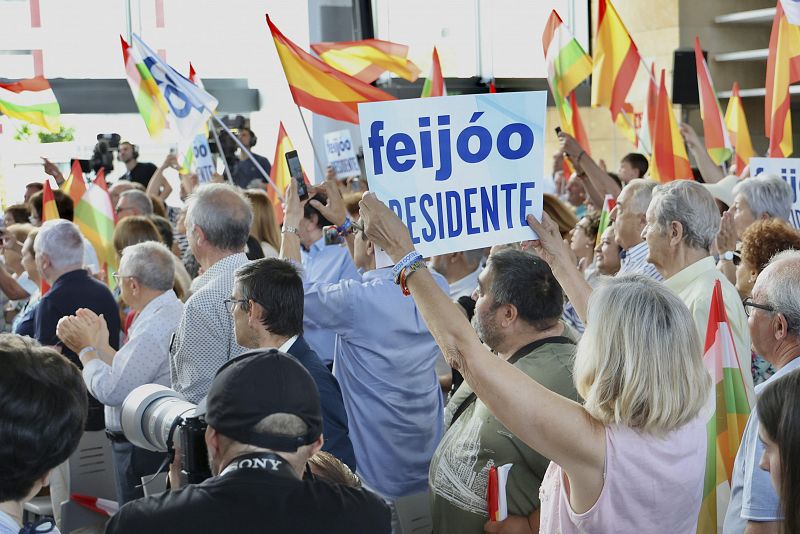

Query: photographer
0;335;87;534
106;350;391;533
118;141;158;188
56;242;182;505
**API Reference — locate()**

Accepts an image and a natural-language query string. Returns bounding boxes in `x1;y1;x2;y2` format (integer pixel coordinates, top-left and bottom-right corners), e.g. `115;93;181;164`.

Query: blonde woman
358;193;711;533
244;190;281;258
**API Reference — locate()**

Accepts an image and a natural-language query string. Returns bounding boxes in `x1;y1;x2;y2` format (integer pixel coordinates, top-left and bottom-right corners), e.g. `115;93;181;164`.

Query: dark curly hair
739;219;800;273
0;335;87;501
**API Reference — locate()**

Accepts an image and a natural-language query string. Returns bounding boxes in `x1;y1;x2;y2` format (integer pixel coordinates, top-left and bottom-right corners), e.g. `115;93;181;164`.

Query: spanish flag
269;122;297;224
650;69;692;183
267;15;395;124
62;160;87;207
724;82;755;173
591;0;640;120
41;180;60;222
765;1;800;157
311;39;421;84
40;179;59;295
421;47;446;98
694;36;732;165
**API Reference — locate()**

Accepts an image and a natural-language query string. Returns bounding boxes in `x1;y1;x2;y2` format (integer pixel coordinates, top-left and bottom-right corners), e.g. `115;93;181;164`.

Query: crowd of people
0;125;799;534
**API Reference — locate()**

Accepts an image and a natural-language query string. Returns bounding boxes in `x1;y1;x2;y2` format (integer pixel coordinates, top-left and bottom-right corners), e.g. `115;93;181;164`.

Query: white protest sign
749;157;800;229
324;130;361;179
191;134;215;182
358;91;545;257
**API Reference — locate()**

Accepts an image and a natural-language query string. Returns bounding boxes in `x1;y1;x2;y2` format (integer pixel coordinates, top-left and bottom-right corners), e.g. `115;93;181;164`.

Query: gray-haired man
57;241;183;504
642;180;754;396
169;184;253;403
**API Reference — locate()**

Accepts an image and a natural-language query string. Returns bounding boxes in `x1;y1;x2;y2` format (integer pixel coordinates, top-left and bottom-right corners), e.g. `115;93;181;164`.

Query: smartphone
554;126;562;135
284;150;308;200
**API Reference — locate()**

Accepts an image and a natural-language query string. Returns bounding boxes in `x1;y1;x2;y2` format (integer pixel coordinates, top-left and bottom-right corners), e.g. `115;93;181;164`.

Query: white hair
185;184;252;251
33;219;84;269
763;249;800;337
733;174;793;220
120;241;174;291
650;180;720;250
622;178;657;215
119;190;154;215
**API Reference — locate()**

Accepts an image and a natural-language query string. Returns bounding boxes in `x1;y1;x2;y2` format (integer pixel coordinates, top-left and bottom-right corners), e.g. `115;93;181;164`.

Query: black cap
199;349;323;452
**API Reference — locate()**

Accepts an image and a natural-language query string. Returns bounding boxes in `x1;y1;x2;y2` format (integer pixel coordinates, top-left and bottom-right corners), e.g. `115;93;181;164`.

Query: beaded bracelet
392;251;423;284
336;218;353;236
399;258;427;296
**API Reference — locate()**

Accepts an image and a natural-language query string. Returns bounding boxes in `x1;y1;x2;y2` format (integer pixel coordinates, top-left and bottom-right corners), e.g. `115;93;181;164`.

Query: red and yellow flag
694;37;733;165
591;0;641;119
62;160;87;207
41;180;60;222
269;122;297;224
724;82;756;173
421;47;446;98
614;102;638;148
266;15;395;124
765;2;800;157
651;69;692;183
696;280;752;534
311;39;421;84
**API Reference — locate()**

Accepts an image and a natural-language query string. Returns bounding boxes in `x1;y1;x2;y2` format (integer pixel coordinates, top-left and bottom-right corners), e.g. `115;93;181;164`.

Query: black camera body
90;133;120;175
176;416;211;484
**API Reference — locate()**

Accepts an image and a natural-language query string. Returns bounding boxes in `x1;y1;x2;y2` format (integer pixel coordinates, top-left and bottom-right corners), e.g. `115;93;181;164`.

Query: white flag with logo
781;0;800;25
131;34;218;149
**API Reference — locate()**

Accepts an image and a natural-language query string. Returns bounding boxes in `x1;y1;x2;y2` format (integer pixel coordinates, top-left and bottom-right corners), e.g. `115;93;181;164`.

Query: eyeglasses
742;297;775;317
112;272;135;284
223;298;248;314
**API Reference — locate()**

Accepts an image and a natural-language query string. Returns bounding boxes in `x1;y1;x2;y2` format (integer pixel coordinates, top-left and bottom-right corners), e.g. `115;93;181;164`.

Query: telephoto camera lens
121;384;197;452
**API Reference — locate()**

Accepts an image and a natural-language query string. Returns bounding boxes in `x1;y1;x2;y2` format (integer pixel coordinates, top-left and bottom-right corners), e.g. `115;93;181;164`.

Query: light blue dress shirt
303;267;447;498
301;236;361;365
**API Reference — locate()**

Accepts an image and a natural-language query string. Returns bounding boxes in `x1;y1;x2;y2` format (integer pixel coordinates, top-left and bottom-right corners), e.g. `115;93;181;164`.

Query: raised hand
358;192;413;262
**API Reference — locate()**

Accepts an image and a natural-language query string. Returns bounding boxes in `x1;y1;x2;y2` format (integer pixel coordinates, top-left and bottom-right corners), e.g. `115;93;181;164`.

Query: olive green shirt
429;336;579;533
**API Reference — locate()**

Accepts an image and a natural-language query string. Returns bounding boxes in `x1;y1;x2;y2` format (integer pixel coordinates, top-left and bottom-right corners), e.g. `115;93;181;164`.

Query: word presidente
367;112;535;181
387;181;536;243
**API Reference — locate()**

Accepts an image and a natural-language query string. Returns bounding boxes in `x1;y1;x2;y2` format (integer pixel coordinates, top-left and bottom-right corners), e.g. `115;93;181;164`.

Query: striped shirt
617;241;663;281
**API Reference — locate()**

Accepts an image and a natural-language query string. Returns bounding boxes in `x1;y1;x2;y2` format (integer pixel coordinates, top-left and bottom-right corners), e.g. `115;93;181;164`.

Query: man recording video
106;349;390;533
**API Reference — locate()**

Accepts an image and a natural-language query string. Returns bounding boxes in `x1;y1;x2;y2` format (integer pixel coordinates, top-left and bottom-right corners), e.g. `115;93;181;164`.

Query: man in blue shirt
32;219;120;431
295;190;361;367
228;257;357;471
281;180;446;516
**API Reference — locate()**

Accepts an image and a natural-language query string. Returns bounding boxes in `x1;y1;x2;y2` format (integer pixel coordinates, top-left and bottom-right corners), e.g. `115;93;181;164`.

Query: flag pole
620;107;652;156
210;113;284;200
207;119;234;183
296;105;325;181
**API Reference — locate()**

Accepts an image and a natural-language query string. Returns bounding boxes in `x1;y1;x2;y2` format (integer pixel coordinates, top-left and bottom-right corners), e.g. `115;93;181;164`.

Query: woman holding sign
358;193;710;534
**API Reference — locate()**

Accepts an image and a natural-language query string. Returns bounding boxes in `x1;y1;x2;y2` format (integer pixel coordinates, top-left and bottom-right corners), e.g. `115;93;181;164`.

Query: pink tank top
538;418;706;533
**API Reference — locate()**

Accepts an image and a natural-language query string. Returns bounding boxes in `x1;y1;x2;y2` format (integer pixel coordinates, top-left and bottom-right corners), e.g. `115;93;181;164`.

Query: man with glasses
57;241;182;505
115;190;154;221
224;258;356;470
724;250;800;533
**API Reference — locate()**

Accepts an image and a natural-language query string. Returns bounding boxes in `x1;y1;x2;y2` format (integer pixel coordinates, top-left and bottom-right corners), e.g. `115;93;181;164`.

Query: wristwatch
721;251;734;262
282;225;299;236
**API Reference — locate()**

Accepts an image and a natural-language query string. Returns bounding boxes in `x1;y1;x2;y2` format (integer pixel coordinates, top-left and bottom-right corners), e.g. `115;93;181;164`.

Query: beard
471;308;500;350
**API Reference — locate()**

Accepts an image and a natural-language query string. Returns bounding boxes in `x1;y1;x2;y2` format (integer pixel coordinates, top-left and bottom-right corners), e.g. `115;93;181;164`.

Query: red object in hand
487;465;499;521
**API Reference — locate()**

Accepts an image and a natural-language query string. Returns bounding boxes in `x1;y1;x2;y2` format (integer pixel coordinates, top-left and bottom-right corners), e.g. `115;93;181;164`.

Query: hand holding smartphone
284;150;308;200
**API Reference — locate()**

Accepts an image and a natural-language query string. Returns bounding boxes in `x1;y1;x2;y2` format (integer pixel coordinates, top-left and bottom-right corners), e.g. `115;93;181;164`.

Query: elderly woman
735;219;800;384
359;193;710;533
